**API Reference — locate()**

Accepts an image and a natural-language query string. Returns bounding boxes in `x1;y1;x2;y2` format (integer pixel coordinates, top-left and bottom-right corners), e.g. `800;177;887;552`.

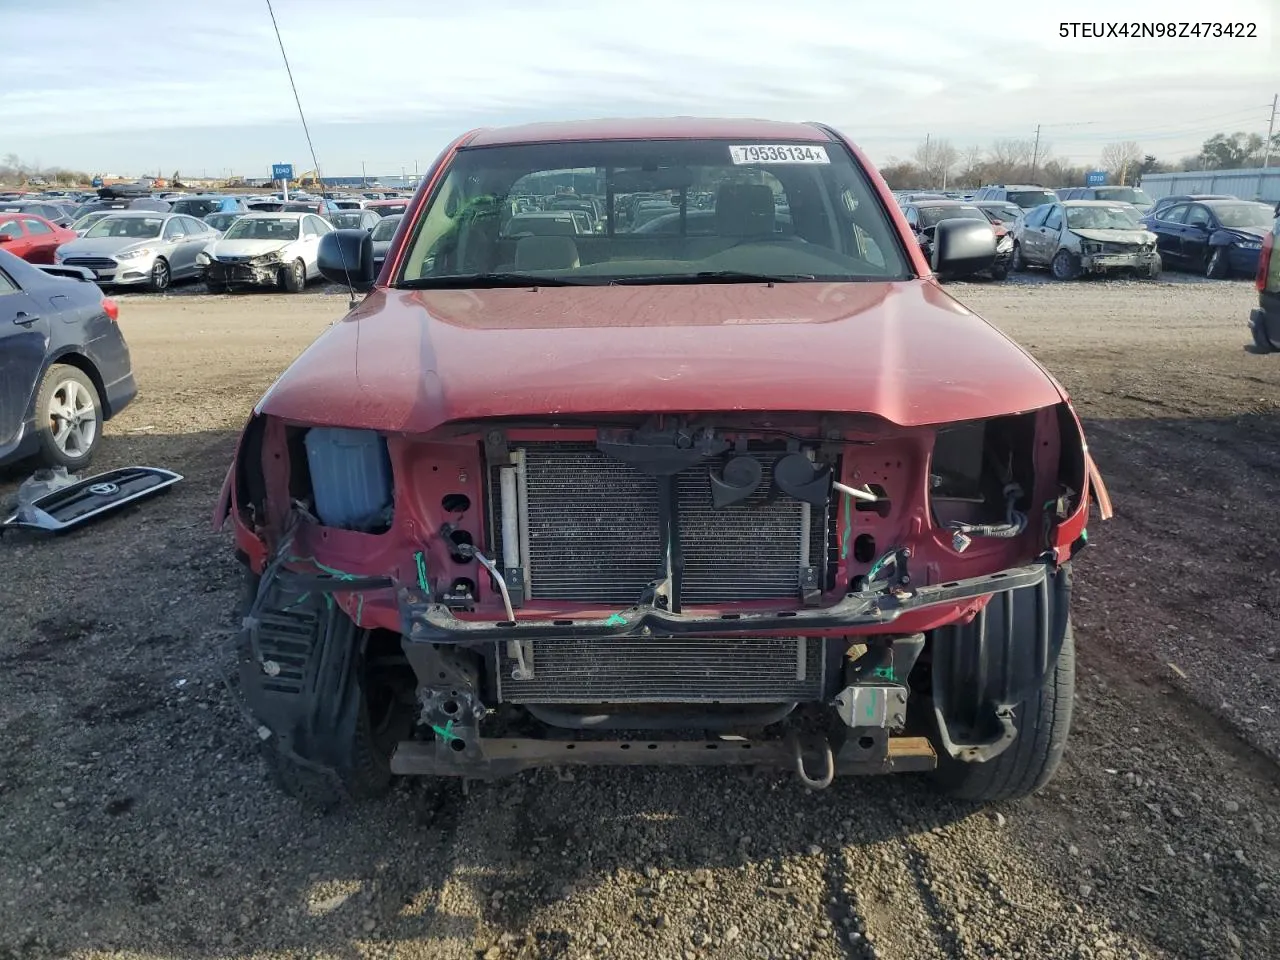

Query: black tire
928;569;1075;803
280;258;307;293
1147;255;1162;281
1206;246;1230;279
1010;243;1025;272
989;263;1009;281
205;279;230;294
1051;249;1080;281
33;363;103;469
147;257;171;292
1252;318;1275;354
238;571;411;809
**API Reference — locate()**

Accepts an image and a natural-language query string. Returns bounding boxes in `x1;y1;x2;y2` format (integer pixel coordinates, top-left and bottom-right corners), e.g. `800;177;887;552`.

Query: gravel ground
2;273;1279;960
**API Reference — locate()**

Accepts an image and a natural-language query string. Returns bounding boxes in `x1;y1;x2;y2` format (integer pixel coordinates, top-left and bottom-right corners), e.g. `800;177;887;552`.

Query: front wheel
928;568;1074;803
1051;249;1080;281
280;258;307;293
1206;247;1230;279
989;263;1009;281
147;257;171;292
1010;243;1025;272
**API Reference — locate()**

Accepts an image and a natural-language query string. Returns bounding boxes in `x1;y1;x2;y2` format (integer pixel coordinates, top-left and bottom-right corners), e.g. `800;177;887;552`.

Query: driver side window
163;219;186;240
1185;205;1211;227
1044;206;1063;231
1023;205;1050;228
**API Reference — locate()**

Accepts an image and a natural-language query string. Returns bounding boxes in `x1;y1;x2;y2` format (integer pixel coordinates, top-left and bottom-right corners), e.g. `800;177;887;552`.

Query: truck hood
257;280;1067;431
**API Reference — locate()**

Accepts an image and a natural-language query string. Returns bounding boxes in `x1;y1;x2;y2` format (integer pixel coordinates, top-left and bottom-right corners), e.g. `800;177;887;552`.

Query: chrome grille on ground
490;442;815;605
495;636;825;703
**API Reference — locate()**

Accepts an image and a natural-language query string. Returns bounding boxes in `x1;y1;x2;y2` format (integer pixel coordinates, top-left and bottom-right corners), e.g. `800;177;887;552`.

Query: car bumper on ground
205;259;282;287
1079;250;1160;274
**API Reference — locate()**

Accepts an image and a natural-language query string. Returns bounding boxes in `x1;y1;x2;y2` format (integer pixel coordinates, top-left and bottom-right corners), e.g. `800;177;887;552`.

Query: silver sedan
53;211;219;291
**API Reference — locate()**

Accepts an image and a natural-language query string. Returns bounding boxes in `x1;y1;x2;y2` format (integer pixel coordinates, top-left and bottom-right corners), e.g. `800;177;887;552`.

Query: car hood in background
57;236;157;258
258;280;1067;433
1070;228;1154;245
206;239;292;260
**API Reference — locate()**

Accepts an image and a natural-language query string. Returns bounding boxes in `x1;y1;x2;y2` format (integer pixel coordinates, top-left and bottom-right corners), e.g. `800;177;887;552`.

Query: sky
2;0;1276;179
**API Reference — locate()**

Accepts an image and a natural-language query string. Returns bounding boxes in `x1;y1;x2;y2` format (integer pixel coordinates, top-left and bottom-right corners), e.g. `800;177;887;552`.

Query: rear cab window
396;137;910;285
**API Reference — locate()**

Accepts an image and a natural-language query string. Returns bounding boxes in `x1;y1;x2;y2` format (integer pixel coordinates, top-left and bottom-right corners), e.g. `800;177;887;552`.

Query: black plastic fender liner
237;580;369;776
929;564;1071;762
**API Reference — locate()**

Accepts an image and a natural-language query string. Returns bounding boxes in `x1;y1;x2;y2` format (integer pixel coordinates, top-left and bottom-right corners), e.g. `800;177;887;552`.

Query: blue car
0;248;136;468
168;195;247;219
1141;198;1276;279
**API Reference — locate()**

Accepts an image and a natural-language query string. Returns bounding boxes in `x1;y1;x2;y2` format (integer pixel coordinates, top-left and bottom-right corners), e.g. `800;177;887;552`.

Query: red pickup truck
217;117;1110;808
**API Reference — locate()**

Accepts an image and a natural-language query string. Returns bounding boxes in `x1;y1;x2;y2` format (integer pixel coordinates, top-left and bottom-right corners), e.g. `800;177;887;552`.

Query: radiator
495;636;825;703
489;442;822;606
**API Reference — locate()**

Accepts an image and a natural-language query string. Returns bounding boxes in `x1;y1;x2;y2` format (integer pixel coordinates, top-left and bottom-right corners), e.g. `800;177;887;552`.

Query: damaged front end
218;404;1108;792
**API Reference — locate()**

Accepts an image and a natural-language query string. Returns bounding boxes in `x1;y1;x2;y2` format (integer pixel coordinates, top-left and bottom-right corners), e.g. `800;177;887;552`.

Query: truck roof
465;117;833;148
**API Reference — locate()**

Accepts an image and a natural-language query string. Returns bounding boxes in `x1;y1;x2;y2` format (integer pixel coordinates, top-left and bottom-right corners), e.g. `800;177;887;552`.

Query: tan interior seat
514;236;581;271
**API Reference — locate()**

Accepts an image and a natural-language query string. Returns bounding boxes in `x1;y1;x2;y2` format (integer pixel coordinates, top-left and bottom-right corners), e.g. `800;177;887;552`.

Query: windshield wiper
611;270;817;285
395;272;597;289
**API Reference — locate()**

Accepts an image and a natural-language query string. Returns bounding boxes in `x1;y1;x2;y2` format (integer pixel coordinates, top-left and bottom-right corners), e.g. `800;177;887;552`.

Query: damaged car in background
217;118;1110;808
197;212;332;294
1012;200;1161;280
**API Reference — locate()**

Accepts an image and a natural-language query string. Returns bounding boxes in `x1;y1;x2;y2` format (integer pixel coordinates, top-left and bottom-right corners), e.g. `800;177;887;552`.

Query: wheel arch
29;350;111;421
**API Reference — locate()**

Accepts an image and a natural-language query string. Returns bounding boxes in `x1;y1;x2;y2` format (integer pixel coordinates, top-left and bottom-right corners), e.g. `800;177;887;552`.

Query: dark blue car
0;248;137;469
1141;198;1276;279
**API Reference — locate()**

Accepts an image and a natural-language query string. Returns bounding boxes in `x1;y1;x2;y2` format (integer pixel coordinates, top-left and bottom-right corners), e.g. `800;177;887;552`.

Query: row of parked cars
893;183;1276;282
0;189;410;293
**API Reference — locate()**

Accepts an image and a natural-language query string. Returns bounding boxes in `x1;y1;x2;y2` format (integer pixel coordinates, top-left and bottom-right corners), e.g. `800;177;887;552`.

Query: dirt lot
2;276;1279;960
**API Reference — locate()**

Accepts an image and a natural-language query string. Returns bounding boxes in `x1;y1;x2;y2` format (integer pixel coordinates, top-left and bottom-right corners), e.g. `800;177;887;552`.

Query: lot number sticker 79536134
729;144;830;164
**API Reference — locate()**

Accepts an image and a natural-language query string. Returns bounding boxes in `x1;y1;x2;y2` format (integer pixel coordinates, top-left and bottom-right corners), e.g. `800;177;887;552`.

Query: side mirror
317;229;375;289
932;219;997;275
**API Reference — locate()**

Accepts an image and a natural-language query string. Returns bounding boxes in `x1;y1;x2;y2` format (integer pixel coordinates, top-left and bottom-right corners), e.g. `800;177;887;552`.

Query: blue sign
272;163;294;181
1085;170;1107;186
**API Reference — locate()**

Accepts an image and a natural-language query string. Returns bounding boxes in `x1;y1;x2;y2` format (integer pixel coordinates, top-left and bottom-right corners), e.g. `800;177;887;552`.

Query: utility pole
1030;124;1042;182
414;159;419;183
1264;94;1278;169
362;160;367;188
923;133;930;185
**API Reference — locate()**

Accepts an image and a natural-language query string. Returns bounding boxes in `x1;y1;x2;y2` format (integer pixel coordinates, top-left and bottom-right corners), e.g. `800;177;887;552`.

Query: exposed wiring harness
946;483;1028;552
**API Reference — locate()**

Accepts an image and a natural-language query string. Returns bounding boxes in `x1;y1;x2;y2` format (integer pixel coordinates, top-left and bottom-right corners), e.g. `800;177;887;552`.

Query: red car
218;118;1111;808
0;213;77;264
365;198;410;217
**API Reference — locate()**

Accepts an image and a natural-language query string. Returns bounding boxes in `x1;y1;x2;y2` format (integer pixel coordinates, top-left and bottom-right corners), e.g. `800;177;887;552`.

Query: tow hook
787;733;835;790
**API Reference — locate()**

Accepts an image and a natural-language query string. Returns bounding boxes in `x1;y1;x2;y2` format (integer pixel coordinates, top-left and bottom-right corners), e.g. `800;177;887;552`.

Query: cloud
1;0;1273;173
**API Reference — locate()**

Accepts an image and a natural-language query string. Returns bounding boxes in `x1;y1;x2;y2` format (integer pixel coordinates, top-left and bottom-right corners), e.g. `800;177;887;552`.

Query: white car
197;211;332;293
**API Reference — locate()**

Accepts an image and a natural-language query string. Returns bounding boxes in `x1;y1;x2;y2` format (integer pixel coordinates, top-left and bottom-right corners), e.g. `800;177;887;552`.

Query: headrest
715;183;776;235
514;235;581;271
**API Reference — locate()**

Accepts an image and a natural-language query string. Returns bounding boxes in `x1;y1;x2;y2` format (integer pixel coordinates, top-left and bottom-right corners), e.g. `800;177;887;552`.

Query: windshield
371;215;402;241
1093;187;1151;206
223;217;300;241
204;213;242;231
1007;190;1058;209
1210;202;1275;229
332;211;369;229
373;203;408;216
171;198;224;217
84;216;164;239
1066;205;1143;230
72;212;113;232
396;139;907;285
918;205;987;228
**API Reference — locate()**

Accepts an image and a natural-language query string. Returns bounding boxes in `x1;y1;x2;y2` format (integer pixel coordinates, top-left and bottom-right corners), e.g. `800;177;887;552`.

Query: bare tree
958;144;985;184
1099;141;1143;183
988;139;1036;181
910;138;960;187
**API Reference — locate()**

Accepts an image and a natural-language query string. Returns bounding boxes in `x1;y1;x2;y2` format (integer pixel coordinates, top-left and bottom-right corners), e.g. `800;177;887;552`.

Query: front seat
514;236;581;271
715;183;776;236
